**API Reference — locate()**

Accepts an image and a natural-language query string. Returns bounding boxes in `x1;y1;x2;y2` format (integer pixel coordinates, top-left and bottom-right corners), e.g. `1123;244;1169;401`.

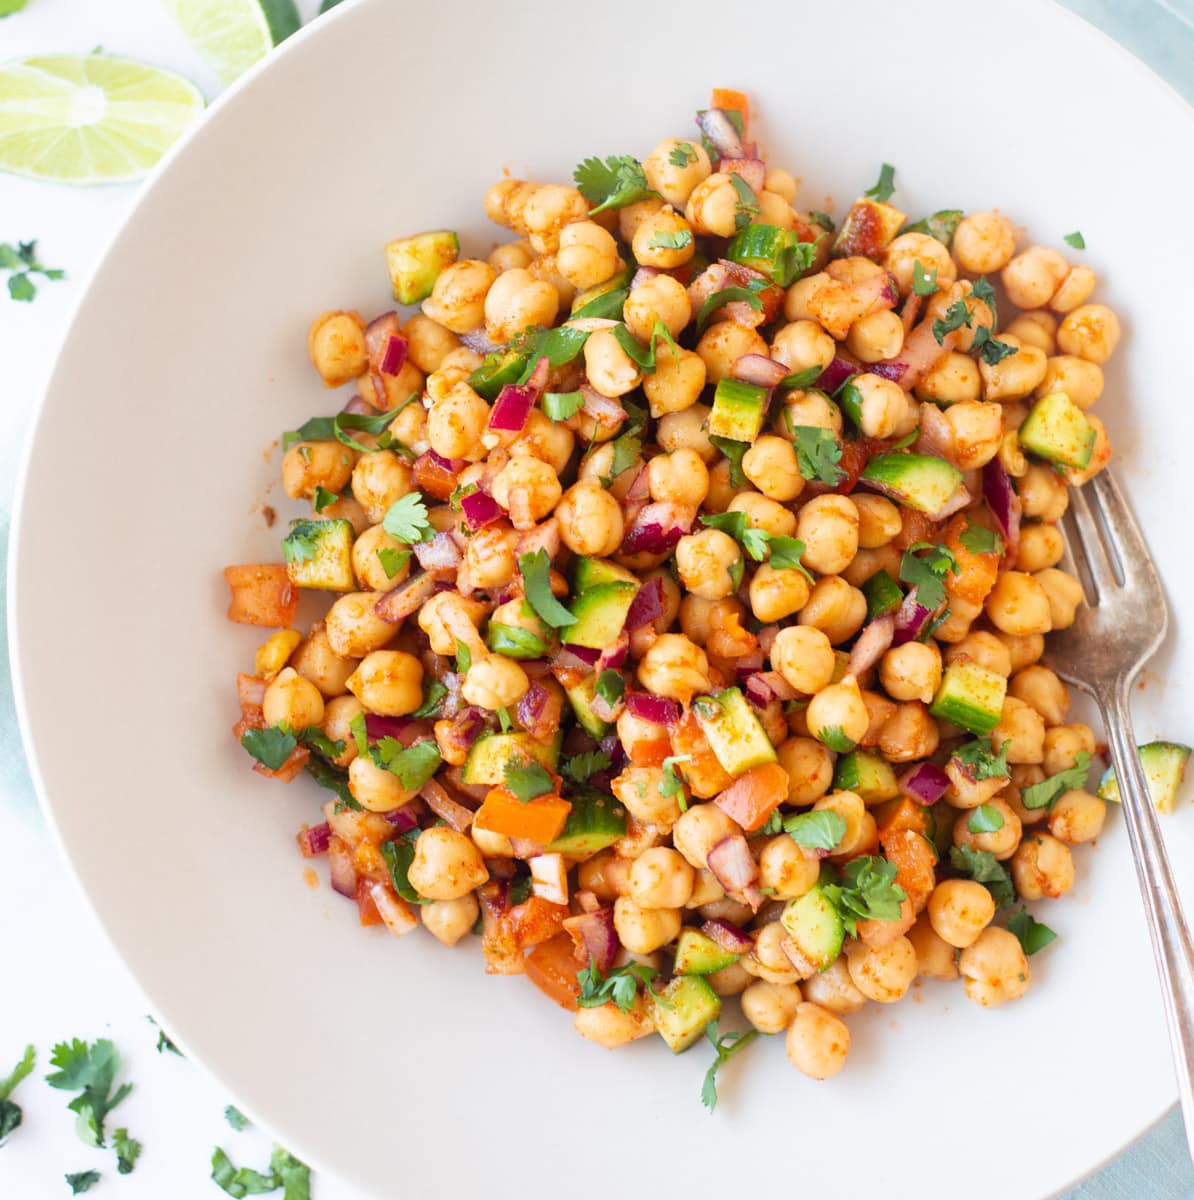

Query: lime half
163;0;301;86
0;55;205;185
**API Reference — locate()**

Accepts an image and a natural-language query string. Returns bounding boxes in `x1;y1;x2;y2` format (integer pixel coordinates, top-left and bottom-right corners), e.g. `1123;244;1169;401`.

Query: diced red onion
869;360;905;383
702;916;754;955
563;908;619;972
756;670;797;702
625;465;651;504
718;157;766;193
420;779;474;832
378;334;408;376
899;761;951;806
369;882;419;936
848;614;896;676
891;589;932;647
620;501;694;556
516;680;551;728
734;652;764;677
459;328;499;355
846;272;898;318
983;458;1021;563
327;838;357;898
440;707;488;759
625;692;680;726
696;107;745;159
509;837;545;860
879;315;957;389
460;489;504;531
574;889;601;914
489;383;536;433
757;624;780;654
815;355;859;394
375;571;439;623
744;673;774;708
597;635;629;674
341;394;379;417
426;449;459;472
296;822;331;857
562;644;601;665
915;400;954;461
365;313;401;370
733;353;788;389
364;714;421;743
707;834;760;895
623;576;664;631
381;804;421;833
413;531;462;574
629;266;661;290
581;387;627;428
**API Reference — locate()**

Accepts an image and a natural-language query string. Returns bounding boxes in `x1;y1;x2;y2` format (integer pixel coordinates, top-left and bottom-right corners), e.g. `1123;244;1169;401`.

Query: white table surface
2;2;1193;1197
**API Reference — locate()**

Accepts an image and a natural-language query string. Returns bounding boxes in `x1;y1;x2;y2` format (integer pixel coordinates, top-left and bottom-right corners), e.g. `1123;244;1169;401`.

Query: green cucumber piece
486;622;548;659
709;377;769;444
1018;392;1096;469
565;677;610;738
570;263;633;316
860;453;964;515
547;789;627;858
725;223;810;287
469;345;529;401
461;732;560;786
833;198;905;258
692;687;778;776
560;582;638;650
833;750;900;804
1097;741;1192;814
283;519;354;591
929;661;1007;735
571;556;639;591
383;230;459;305
863;569;903;619
649;976;722;1053
673;929;740;976
781;884;844;972
838;377;865;429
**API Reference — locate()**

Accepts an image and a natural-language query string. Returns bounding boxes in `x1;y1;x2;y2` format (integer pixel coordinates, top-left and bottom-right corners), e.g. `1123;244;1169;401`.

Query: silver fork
1044;467;1194;1152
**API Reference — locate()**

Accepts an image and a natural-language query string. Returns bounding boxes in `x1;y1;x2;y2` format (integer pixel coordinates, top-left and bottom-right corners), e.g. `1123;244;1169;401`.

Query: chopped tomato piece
474;787;572;845
525;932;583;1011
223;564;298;628
875;796;933;842
942;512;1001;607
714;762;789;832
880;827;938;913
413;451;459;501
510;895;569;950
670;712;733;798
628;736;671;768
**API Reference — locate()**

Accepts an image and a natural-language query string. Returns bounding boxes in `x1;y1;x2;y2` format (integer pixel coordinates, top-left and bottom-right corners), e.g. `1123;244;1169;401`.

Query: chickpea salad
225;89;1191;1102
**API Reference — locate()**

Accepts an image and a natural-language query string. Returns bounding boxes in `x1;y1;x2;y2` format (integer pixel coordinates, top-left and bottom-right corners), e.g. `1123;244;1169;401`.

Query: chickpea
992;696;1046;765
573;997;654;1048
320;694;362;766
807;676;869;748
671;802;742;872
643;137;713;208
1012;833;1075;899
282;441;353;502
945;211;1014;274
741;980;803;1035
749;563;812;624
776;389;842;435
306;310;367;387
510;409;575;474
1018;464;1069;523
1043;723;1096;777
914;351;982;404
739;435;803;503
1034;568;1085;630
482;267;558;344
489;456;562;531
770;737;832;806
907;913;960;980
845;936;917;1002
348;754;413;812
344;650;423;717
1036;355;1103;411
754;189;798;230
815;790;875;859
878;701;940;763
462;654;529;710
612;767;684;829
979;334;1048;402
262;666;325;732
929;597;982;646
421;259;496;333
522;184;589;254
655;406;714;464
349;450;412;524
758;835;821;900
416;591;485;657
643;346;707;419
583;328;643;398
730;491;798;538
556;221;620;291
632;208;696;270
421;894;480;947
460;523;515;591
629;847;695;909
799;577;867;646
1001;246;1069;311
674;530;741;601
942;401;1004;470
926;879;995;950
771;626;835;695
836;500;896;557
648;448;710;509
785;1002;850;1079
883;232;956;295
625;274;692;342
408;826;489;900
1048;263;1096;313
325;592;396;658
771;319;836;376
879;642;942;704
487;239;535;273
985;570;1053;636
610;897;681;955
616;195;666;244
550;479;621;558
1015;524;1065;575
291;627;359;698
793;495;858;576
1007;665;1069;727
685;172;739;237
795;959;863;1016
427;383;490;462
471;824;515;860
638;634;712;706
1049;789;1107;845
924;281;994;354
697;320;769;385
845;310;905;364
939;637;1008;685
959;926;1030;1007
706;960;752;996
844;373;909;439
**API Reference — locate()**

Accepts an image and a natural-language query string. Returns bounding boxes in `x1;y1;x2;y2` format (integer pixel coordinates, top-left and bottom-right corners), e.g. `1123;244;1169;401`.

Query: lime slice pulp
162;0;301;86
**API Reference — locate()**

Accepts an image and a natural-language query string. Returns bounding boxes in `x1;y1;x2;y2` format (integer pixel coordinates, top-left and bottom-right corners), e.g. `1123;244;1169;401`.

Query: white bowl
11;1;1194;1196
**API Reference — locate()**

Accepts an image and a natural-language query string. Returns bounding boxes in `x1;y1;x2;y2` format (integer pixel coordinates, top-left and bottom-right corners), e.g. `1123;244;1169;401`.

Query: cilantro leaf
968;804;1006;834
1064;230;1085;250
210;1147;280;1197
783;809;847;851
573;155;656;214
542;391;585;421
334;405;416;456
808;211;836;232
952;737;1010;783
899;542;958;612
949;845;1016;908
600;431;642;487
269;1145;311;1200
649;229;694;251
411;680;448;720
903;210;963;245
281;520;323;564
381;833;429;905
504;757;555;802
790;425;844;485
595;670;625;707
0;1044;34;1144
561;750;612;786
817;725;857;754
46;1039;132;1149
730;173;760;230
65;1171;101;1194
376;546;410;579
659;754;691;801
576;959;657;1012
969;276;998;317
312;485;339;513
766;535;813;580
382;493;435;544
304;756;358;810
971;325;1019;365
779;366;822;391
240;726;298;772
669;142;699;167
912;259;939;296
515;326;591;380
113;1126;141;1174
759;810;784;835
1020;752;1092;811
932;297;973;344
696;280;766;331
571;287;628;321
519;548;576;628
371;739;442;791
863;163;896;204
822;856;906;936
455;639;472;675
958;523;1003;556
708;435;749;486
225;1105;251;1131
701;1020;758;1113
1007;909;1058;955
700;509;767;562
297;727;345;761
1;238;64;303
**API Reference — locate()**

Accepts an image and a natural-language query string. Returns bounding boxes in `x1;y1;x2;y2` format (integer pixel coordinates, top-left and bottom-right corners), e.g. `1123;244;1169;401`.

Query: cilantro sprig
952;737;1010;782
701;1021;758;1113
899;541;958;611
1020;752;1092;811
783;809;847;851
382;493;435;544
576;959;657;1012
669;142;699;167
573;155;656;215
210;1144;311;1199
822;856;906;935
789;425;845;486
561;750;612;786
699;511;813;579
1;239;65;302
46;1038;132;1149
863;163;896;204
1007;909;1058;955
0;1044;34;1144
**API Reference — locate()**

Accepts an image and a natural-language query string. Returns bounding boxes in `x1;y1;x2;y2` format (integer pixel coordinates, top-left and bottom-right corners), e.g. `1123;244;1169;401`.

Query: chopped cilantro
455;639;472;675
280;520;323;564
696;280;766;331
766;535;813;579
1;239;65;303
701;1020;758;1113
371;739;442;791
899;541;958;611
573;155;656;215
808;211;836;232
65;1172;101;1195
912;259;939;296
932;297;973;345
759;810;784;836
822;856;906;936
411;680;448;719
561;750;612;786
1020;752;1092;811
225;1105;251;1131
381;493;435;544
669;142;699;167
1064;231;1085;250
210;1144;310;1198
571;288;629;321
783;809;846;851
375;546;410;580
659;754;691;800
0;1044;34;1144
817;725;856;754
790;425;844;485
968;804;1006;834
958;523;1003;556
381;833;429;906
595;670;625;707
542;391;585;421
576;959;657;1012
949;845;1016;908
708;435;749;486
519;548;575;628
971;325;1019;365
903;210;963;245
240;726;298;772
649;229;694;251
46;1038;132;1149
700;510;767;562
779;365;822;391
1007;909;1058;955
504;757;555;802
863;163;896;204
601;431;643;487
729;172;760;230
952;737;1010;781
113;1126;141;1174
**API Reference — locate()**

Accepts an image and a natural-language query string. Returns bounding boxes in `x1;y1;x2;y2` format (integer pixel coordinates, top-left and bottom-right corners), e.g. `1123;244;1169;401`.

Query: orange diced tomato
875;796;933;842
509;896;569;950
525;932;583;1011
714;762;789;832
880;827;938;913
223;564;298;628
628;735;671;768
711;87;750;136
671;712;734;799
943;512;1001;607
473;787;572;845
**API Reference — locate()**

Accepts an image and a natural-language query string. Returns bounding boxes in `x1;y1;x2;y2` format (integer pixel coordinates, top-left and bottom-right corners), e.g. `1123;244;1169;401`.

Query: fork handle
1100;683;1194;1153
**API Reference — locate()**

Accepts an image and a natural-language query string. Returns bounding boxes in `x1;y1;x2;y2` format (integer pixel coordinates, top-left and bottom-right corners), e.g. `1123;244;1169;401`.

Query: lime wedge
163;0;301;86
0;54;205;185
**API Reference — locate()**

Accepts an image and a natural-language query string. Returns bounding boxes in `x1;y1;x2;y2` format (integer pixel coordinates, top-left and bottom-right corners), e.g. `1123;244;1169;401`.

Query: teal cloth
0;2;1192;1196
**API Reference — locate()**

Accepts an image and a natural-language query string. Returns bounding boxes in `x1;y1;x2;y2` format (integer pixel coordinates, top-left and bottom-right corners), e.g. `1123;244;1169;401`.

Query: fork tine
1089;469;1161;590
1064;482;1119;602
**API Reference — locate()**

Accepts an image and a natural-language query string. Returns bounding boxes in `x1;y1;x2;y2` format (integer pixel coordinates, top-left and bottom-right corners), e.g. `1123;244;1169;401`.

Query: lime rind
162;0;301;86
